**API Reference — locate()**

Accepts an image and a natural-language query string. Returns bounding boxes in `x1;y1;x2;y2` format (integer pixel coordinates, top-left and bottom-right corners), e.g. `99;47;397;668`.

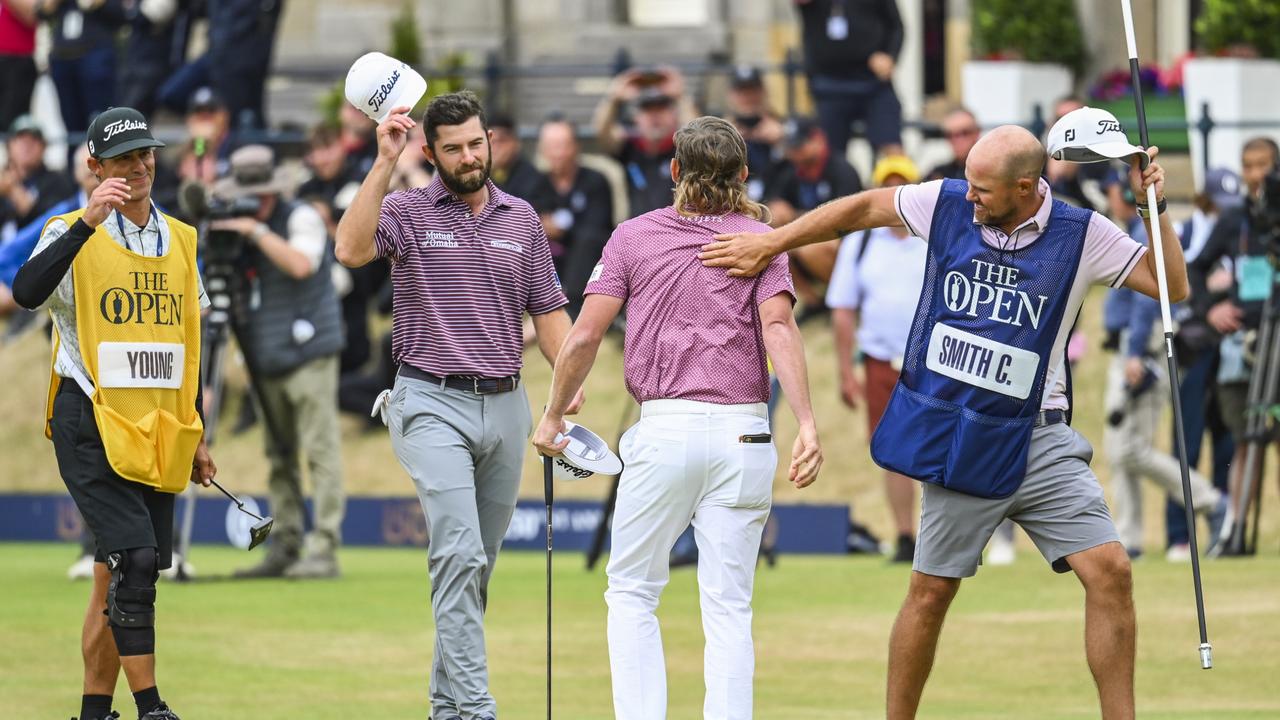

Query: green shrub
1196;0;1280;59
971;0;1087;76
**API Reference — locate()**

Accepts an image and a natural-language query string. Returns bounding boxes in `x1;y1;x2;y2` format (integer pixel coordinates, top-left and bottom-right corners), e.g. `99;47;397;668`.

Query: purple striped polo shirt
374;176;567;377
585;206;795;404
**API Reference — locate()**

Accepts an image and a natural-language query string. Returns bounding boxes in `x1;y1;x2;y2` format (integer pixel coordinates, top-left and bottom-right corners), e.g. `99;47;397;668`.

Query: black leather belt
1034;409;1066;427
399;364;519;394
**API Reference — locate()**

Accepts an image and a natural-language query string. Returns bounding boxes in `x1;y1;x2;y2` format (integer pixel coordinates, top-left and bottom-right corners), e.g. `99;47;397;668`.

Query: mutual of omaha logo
102;119;148;141
99;271;184;326
943;259;1048;330
97;342;185;389
925;324;1039;400
367;69;401;114
422;230;459;248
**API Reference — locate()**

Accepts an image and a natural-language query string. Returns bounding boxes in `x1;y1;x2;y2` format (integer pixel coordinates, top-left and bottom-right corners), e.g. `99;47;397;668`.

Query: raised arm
335;106;413;268
759;292;822;488
700;187;902;277
591;71;639;157
12;178;131;309
1120;148;1188;303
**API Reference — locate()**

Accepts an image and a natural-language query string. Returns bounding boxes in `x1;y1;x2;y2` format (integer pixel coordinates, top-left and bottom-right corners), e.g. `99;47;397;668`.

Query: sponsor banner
0;494;851;554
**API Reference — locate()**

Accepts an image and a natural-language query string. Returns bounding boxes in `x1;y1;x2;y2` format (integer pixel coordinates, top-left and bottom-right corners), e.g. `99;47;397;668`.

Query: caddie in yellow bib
11;107;215;720
44;206;203;493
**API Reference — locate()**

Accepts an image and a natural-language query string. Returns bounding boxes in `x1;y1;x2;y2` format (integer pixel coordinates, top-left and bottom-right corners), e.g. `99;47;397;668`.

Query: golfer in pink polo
533;116;823;720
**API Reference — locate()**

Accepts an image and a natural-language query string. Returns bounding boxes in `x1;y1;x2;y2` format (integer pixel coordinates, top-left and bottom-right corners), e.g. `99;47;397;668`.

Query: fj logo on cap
102;119;148;140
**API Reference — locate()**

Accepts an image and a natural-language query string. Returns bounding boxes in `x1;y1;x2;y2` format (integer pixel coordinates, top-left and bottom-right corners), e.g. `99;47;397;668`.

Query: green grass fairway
4;544;1278;719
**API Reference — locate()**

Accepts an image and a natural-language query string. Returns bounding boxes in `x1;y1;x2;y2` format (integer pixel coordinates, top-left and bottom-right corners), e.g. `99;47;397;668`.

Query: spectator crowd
1;0;1273;570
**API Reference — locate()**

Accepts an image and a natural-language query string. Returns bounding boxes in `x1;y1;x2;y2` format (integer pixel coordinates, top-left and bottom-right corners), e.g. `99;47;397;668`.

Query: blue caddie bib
871;179;1091;498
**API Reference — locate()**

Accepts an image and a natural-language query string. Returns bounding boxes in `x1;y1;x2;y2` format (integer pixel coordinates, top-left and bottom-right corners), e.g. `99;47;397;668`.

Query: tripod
172;230;290;580
1222;258;1280;556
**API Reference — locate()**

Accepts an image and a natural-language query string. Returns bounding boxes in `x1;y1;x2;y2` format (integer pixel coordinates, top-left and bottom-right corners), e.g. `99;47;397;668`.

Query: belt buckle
472;377;482;394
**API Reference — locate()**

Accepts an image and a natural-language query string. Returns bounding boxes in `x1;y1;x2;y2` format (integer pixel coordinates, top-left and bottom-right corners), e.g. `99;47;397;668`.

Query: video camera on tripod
1220;166;1280;557
169;181;287;575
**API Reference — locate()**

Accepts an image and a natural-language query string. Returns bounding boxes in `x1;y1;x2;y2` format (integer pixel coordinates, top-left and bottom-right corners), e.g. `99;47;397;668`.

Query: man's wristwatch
1135;196;1167;218
250;223;270;244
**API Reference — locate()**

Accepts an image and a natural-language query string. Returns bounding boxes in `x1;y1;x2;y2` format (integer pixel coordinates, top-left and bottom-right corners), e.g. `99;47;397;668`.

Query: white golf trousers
606;399;776;720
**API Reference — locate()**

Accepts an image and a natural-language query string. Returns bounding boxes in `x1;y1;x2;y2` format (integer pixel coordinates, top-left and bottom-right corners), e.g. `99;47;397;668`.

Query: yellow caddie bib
43;209;204;493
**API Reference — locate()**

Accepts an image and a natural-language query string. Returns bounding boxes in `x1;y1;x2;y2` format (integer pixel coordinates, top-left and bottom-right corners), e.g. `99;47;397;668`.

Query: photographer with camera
593;65;698;218
724;65;784;202
1101;176;1227;559
208;144;347;580
1186;137;1280;548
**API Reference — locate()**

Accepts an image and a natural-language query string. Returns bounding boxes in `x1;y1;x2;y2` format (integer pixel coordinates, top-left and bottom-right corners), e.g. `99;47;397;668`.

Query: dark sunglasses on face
944;127;979;140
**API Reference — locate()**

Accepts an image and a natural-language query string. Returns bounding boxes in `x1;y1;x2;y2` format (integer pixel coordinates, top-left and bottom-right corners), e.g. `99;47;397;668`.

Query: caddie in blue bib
871;179;1091;498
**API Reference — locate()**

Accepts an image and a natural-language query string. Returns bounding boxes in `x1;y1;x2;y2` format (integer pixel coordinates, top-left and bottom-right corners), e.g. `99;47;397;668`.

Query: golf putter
209;478;274;550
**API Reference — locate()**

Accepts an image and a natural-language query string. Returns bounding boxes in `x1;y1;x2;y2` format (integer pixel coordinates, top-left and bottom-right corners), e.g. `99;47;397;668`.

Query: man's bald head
970;125;1046;183
963;125;1048;230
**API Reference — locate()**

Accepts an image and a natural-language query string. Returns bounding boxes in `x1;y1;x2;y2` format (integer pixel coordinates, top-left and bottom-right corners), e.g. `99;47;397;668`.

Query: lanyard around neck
115;206;162;256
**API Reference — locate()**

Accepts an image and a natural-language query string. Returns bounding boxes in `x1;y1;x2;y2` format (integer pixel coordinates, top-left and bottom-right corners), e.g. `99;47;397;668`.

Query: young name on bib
97;342;185;389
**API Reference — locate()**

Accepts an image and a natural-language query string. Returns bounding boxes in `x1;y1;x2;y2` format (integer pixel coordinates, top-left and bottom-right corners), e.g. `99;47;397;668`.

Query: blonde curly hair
672;116;770;223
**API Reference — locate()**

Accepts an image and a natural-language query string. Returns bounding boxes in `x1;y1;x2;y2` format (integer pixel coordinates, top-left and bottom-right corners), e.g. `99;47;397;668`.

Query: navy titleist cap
86;107;165;160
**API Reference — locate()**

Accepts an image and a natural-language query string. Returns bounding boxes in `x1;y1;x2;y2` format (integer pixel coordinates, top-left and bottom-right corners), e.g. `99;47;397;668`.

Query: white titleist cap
551;421;623;481
1046;106;1149;168
345;52;427;123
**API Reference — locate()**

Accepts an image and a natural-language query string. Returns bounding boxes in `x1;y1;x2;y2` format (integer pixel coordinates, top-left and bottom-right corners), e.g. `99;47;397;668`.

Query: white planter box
1183;57;1280;189
962;61;1073;130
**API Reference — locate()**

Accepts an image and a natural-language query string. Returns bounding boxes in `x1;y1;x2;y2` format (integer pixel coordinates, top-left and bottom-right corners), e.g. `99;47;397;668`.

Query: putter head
247;516;273;551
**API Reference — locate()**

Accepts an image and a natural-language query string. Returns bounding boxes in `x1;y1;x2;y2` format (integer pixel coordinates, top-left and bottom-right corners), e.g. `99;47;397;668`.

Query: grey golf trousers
387;372;531;720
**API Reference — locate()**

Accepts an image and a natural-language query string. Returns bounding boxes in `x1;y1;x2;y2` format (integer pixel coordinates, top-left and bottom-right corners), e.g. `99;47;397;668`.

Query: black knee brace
106;547;158;656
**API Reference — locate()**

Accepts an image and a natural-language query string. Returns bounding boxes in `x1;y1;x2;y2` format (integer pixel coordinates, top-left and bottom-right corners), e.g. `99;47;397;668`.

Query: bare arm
1121;148;1188;303
210;214;317;281
592;71;640;157
253;227;314;281
531;307;573;368
531;295;624;455
759;293;822;488
6;182;36;218
832;307;863;409
701;187;903;277
335;107;413;268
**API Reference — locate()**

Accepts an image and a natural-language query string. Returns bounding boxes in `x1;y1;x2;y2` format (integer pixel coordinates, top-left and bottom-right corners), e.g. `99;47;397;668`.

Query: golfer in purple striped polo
335;90;581;720
533;116;823;719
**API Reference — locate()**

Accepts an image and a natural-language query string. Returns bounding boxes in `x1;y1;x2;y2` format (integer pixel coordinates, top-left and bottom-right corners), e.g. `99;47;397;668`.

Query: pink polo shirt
586;206;795;404
895;178;1148;410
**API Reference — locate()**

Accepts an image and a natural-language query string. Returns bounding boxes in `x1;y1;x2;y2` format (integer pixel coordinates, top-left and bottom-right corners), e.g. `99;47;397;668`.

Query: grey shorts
914;422;1119;578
